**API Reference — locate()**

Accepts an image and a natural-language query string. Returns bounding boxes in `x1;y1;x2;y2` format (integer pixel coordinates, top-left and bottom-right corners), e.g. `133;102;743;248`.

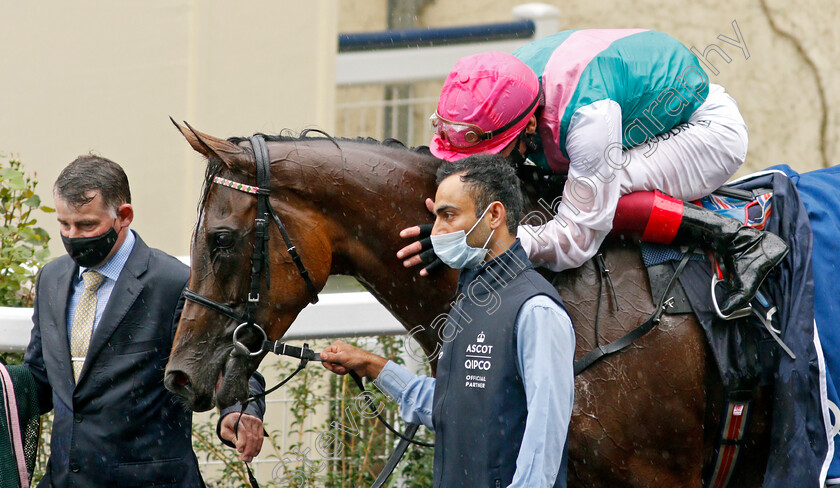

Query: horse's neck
283;141;653;357
300;142;459;342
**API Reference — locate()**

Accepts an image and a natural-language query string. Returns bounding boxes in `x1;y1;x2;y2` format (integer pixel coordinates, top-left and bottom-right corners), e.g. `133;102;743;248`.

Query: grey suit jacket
24;233;204;487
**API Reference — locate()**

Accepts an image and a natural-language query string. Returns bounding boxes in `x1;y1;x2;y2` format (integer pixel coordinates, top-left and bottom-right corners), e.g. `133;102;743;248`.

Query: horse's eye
214;232;234;249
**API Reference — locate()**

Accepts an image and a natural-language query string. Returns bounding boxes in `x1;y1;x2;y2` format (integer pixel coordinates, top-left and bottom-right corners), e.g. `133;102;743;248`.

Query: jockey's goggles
430;89;541;149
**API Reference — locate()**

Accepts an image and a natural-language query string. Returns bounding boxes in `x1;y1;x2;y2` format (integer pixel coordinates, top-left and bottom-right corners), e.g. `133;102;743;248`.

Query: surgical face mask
61;226;119;268
431;203;496;269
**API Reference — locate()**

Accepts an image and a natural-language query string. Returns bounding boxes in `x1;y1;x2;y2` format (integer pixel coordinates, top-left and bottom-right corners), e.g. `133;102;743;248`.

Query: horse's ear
170;117;250;169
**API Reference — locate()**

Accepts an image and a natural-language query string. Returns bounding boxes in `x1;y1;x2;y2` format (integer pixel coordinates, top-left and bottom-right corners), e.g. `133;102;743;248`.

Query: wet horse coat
164;126;771;487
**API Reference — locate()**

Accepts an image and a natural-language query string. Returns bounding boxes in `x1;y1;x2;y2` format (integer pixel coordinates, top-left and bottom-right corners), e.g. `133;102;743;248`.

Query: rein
184;134;428;488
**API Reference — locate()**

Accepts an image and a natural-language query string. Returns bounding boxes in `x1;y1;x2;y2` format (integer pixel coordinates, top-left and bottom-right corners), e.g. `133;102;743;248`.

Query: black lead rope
235;341;432;488
244;463;259;488
232;344;312;488
259;341;432;447
346;369;434;447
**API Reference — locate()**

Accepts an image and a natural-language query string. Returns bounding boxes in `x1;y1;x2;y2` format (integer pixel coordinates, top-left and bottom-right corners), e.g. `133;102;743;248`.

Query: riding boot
612;190;789;316
672;202;789;316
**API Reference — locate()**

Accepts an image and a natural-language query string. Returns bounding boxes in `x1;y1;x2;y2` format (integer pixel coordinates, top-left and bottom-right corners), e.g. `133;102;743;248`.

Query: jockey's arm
518;99;624;272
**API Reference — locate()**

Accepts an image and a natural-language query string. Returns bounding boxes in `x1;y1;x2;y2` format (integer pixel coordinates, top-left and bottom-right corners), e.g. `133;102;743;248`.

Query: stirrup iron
710;273;752;320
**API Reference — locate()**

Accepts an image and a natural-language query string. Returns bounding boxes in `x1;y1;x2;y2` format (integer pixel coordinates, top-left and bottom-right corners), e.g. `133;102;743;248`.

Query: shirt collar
456;238;532;292
78;229;136;282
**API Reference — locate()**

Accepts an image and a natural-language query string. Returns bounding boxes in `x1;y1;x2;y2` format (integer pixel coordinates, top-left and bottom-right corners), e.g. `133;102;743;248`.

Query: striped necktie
70;270;105;382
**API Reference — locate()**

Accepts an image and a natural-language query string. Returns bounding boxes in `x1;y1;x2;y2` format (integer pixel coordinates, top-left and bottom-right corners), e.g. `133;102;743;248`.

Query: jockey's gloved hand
415;224;444;274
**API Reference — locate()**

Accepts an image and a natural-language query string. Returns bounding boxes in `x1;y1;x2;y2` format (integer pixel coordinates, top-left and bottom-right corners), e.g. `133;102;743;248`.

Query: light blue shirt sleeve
509;295;575;488
371;294;575;488
372;360;436;430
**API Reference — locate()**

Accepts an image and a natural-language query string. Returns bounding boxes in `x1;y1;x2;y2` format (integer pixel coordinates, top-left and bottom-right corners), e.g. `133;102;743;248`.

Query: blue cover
672;170;830;487
770;164;840;482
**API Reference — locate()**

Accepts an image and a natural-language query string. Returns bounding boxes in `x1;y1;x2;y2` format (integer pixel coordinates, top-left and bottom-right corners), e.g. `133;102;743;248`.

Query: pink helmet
430;51;540;161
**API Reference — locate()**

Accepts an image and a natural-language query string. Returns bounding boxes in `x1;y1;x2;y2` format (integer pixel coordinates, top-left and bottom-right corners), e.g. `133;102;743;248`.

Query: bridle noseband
183;134;319;357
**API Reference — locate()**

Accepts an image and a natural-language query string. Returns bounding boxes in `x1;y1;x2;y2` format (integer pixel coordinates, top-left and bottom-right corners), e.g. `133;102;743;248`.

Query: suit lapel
76;236;150;386
48;259;79;399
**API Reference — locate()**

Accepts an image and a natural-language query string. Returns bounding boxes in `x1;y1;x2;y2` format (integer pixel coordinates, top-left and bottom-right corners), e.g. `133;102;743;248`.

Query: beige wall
339;0;839;175
0;4;337;482
9;1;830;256
0;1;337;258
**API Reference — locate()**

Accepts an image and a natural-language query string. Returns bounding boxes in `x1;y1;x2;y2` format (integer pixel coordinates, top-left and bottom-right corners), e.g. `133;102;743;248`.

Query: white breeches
619;83;748;200
518;84;748;272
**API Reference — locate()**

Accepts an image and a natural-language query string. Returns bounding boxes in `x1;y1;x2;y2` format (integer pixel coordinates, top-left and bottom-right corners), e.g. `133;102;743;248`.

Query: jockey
412;29;788;316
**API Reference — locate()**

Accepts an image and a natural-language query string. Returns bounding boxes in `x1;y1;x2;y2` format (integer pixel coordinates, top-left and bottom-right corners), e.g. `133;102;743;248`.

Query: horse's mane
226;128;433;155
196;129;435;236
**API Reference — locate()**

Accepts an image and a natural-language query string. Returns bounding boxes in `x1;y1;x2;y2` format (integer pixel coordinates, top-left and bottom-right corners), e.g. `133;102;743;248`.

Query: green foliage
321;336;435;488
272;351;328;486
0;352;23;365
0;156;52;307
397;434;435;488
0;156;52;484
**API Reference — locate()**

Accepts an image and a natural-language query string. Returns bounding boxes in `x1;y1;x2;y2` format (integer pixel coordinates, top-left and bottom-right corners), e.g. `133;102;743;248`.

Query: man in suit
24;155;265;487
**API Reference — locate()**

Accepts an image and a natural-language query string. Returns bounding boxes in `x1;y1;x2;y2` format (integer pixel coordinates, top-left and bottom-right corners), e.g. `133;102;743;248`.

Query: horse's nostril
172;370;190;387
164;370;193;398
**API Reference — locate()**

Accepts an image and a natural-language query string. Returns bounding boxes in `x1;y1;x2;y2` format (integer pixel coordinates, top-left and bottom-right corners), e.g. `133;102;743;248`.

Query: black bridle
183;134;319;358
183;134;429;488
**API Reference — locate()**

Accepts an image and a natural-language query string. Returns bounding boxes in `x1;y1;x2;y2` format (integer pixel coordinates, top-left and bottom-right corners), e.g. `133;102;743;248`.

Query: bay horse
164;123;771;487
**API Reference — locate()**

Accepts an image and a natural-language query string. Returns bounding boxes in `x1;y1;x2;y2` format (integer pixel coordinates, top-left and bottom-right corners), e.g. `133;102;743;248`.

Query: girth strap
574;245;696;376
704;390;755;488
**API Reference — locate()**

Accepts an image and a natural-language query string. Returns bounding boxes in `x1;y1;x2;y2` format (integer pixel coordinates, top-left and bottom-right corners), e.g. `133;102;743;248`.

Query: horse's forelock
192;155;226;248
191;131;439;247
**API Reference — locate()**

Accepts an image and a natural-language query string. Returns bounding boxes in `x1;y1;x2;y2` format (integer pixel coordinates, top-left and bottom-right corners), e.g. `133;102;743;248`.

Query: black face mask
507;130;541;170
61;227;119;268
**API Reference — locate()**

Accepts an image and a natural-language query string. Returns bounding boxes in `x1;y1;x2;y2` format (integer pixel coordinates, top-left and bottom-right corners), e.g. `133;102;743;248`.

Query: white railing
0;307;36;353
335;3;561;86
334;3;560;147
0;292;406;353
0;255;408;353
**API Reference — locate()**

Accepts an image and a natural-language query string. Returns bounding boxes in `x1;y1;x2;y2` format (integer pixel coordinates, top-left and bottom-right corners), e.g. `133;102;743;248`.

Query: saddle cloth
640;168;837;487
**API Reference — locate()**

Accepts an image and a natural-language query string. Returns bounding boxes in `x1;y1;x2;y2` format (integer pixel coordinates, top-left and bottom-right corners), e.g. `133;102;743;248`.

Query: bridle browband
183;134;319;357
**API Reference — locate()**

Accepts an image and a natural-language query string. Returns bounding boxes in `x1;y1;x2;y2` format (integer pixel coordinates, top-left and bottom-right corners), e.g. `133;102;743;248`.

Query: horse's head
164;123;338;411
165;122;454;411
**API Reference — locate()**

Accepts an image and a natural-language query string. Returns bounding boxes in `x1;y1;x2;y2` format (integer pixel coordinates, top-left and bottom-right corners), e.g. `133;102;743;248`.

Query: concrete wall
339;0;839;176
0;1;337;258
